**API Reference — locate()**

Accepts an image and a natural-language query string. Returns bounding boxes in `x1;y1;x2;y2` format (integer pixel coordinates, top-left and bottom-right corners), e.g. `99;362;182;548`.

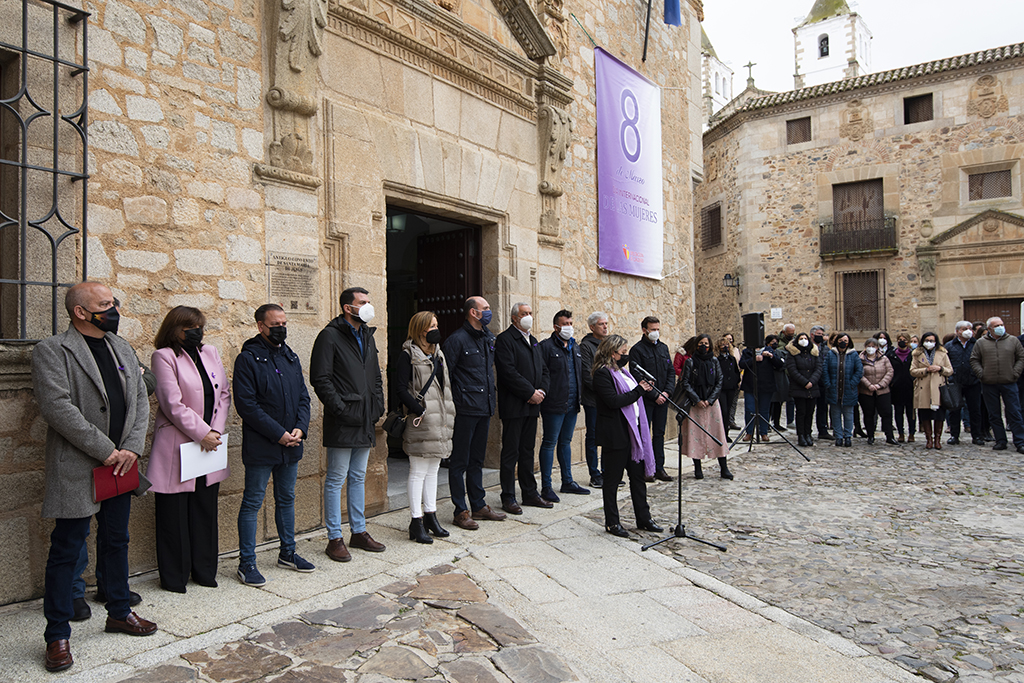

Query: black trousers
794;396;816;436
719;389;737;430
893;397;916;436
154;475;220;591
815;392;831;434
449;414;490;513
858;393;893;436
948;383;983;440
499;416;539;499
644;400;669;471
601;446;651;528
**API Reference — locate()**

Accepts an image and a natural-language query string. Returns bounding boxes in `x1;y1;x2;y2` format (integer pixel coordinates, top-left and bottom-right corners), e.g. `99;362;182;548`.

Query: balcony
819;216;898;259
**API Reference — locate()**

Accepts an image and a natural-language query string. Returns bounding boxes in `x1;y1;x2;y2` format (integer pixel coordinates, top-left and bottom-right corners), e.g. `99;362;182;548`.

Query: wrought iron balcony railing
819;216;898;258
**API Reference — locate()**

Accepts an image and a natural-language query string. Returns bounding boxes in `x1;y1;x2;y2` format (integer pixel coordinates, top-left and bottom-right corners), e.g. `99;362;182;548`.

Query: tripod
731;347;810;462
631;365;727;553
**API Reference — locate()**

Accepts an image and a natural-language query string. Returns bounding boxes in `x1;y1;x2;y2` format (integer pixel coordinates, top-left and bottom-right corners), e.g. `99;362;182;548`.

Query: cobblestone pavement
627;438;1024;683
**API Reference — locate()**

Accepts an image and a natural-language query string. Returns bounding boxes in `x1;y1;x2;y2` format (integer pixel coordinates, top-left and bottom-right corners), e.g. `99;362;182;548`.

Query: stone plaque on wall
268;252;318;314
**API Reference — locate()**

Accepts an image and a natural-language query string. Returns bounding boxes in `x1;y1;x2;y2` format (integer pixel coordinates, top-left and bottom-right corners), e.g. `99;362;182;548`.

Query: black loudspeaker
742;312;765;349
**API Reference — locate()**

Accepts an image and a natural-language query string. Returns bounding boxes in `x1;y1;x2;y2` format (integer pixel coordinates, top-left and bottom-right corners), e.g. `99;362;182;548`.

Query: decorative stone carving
967;75;1009;119
537;103;573;238
839;99;872;142
281;0;329;72
705;150;719;182
535;0;565;55
490;0;556;61
918;256;936;286
919;220;933;238
983;217;1000;233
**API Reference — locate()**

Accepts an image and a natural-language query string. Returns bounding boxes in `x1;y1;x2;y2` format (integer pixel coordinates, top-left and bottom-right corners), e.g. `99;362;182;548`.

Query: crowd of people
30;279;1024;672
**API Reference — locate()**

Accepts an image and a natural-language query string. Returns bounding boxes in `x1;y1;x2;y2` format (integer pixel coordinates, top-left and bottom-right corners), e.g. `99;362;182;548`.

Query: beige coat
910;345;953;410
401;340;456;459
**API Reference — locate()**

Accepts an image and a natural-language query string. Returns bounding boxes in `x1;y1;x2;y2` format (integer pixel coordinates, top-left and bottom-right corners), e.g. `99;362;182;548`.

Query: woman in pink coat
149;306;230;593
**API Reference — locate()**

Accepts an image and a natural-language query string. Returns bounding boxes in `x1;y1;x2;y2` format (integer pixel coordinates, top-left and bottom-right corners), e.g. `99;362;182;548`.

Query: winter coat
739;347;785;395
887;349;915;405
629;337;676;397
592;366;647;451
911;345;954;410
233;334;311;467
538;334;583;415
149;344;231;494
970;332;1024;385
679;356;723;407
309;317;385;448
579;332;602;407
822;347;863;407
770;344;791;403
494;325;550;420
718;351;740;392
784;341;822;399
398;340;455;459
858;351;893;396
944;337;979;388
442;321;496;417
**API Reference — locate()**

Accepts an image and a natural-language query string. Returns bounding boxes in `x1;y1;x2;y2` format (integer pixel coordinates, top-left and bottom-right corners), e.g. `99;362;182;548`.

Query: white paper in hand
180;435;228;482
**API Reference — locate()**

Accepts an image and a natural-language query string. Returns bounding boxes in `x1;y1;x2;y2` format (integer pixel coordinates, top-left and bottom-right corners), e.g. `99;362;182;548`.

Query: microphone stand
631;364;727;553
731;347;810;462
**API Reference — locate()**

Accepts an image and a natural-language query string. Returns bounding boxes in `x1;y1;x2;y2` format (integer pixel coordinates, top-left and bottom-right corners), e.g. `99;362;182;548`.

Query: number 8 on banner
620;89;641;163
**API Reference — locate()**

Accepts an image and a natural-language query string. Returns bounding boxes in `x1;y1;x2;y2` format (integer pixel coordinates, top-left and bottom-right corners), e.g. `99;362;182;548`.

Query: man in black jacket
580;312;609;487
629;316;674;482
443;297;506;530
945;320;983;446
494;302;551;514
310;287;386;562
538;310;589;503
234;304;313;587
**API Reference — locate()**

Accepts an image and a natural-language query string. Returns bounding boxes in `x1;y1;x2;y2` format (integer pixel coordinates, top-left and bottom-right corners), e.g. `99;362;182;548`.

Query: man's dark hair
255;303;284;323
464;297;479;316
553;309;572;325
340;287;369;308
641;316;659;330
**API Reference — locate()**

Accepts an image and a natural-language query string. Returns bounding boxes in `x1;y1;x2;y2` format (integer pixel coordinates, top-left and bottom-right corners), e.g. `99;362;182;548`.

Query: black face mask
813;335;823;345
837;340;848;350
616;354;630;368
86;306;120;334
898;340;907;349
182;327;204;348
425;329;442;345
698;345;710;355
266;325;287;346
770;343;779;349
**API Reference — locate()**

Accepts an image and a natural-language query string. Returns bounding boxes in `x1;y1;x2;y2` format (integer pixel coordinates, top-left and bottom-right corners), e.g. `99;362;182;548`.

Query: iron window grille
700;203;722;250
0;0;88;342
836;269;885;332
968;169;1012;201
904;93;933;124
787;117;811;145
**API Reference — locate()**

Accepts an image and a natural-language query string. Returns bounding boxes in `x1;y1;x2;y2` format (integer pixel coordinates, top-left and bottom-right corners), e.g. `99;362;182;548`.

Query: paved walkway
0;454;924;683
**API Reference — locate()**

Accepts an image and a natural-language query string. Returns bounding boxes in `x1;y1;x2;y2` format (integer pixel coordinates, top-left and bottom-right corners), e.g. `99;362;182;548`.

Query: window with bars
904;94;933;124
700;203;722;250
787;117;811;145
968;169;1012;201
836;270;884;331
0;0;89;342
818;34;829;58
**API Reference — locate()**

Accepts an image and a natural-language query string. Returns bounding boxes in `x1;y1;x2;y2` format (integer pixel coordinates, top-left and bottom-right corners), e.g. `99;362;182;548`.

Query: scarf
893;347;911;362
922;346;936;364
690;349;717;399
609;368;655;476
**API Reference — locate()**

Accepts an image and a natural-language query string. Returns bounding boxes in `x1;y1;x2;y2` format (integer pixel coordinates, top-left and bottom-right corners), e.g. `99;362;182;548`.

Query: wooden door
416;227;481;339
964;298;1024;336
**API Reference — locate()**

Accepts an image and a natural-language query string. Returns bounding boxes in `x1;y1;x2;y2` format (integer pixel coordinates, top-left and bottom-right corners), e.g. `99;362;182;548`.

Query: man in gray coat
32;282;157;672
970;315;1024;454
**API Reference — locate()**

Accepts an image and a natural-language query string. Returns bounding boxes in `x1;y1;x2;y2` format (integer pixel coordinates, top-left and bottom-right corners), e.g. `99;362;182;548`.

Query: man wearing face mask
311;287;387;561
538;310;589;502
630;316;675;481
944;320;983;446
970;316;1024;454
32;282;157;672
234;304;313;586
494;302;551;514
810;325;832;441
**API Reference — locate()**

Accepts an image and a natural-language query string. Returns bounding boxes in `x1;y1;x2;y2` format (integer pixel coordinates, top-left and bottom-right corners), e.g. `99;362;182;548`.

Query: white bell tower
793;0;872;90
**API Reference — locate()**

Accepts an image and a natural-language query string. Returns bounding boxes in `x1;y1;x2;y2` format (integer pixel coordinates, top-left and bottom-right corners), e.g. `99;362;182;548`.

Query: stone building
0;0;704;604
793;0;872;90
695;41;1024;343
701;27;732;127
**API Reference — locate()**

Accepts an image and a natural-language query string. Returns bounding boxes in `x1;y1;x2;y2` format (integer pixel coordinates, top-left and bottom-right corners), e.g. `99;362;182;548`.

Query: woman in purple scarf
591;334;662;538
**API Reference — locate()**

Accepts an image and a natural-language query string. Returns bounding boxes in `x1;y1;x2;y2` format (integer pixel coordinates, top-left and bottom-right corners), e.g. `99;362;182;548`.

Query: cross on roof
744;61;757;80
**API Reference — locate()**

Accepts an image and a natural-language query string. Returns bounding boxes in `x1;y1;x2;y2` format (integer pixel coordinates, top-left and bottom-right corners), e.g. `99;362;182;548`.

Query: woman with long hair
822;332;863;447
785;331;823;447
889;332;916;442
591;334;662;538
911;331;954;449
679;334;731;479
395;311;454;543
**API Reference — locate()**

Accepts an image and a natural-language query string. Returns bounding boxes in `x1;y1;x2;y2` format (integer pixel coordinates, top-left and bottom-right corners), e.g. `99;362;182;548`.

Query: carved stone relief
535;0;566;55
839;99;872;142
537;103;573;238
967;75;1009;120
918;256;936;286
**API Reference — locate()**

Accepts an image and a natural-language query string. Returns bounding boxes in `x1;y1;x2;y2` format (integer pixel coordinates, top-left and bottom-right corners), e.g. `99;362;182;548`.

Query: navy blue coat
233;334;311;466
822;348;864;407
442;321;496;417
945;337;979;388
538;334;582;415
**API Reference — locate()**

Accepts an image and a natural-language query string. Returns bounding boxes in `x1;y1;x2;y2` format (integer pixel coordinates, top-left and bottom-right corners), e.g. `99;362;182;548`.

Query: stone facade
0;0;704;604
695;42;1024;345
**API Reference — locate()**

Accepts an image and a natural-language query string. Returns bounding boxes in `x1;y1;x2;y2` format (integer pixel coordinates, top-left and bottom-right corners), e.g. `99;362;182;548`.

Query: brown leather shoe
104;611;157;636
453;510;479;530
349;531;386;553
500;495;523;515
521;493;553;509
472;505;507;522
654;469;673;482
45;639;73;672
326;537;351;562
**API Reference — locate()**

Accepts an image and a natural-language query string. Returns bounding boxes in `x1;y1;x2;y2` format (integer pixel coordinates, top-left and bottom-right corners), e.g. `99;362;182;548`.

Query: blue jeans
583;404;602;479
982;383;1024;447
72;527;100;600
324;447;369;538
744;392;772;436
45;493;132;643
540;410;579;490
238;461;299;565
830;404;855;439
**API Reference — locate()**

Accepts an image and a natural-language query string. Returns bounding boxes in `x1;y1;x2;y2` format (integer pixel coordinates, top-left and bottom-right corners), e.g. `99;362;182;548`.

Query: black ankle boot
693;459;704;479
423;511;450;537
409;517;433;544
718;457;733;480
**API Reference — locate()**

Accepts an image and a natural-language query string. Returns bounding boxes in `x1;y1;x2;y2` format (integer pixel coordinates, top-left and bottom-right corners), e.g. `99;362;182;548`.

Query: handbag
939;378;963;411
383;356;441;438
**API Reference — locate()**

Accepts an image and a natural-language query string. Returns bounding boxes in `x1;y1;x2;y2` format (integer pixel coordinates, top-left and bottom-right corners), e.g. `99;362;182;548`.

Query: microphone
632;363;657;384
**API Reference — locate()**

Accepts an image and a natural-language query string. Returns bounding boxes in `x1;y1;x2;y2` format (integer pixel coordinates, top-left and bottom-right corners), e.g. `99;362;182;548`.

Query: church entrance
964;298;1024;336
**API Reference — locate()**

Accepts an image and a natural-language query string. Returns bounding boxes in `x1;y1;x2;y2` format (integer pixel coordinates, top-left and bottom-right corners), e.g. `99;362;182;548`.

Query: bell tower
793;0;872;89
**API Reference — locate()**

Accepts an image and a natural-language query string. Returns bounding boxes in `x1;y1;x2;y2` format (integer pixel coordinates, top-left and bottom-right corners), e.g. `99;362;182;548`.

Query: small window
715;73;720;94
787;117;811;145
904;94;933;124
968;170;1012;201
819;34;829;58
837;270;884;331
700;203;722;250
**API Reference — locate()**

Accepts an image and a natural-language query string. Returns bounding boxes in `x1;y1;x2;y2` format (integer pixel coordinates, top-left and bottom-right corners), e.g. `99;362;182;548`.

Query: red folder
93;460;140;503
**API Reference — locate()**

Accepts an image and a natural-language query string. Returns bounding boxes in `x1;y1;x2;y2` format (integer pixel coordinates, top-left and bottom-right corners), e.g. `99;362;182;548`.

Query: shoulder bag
383;357;441;438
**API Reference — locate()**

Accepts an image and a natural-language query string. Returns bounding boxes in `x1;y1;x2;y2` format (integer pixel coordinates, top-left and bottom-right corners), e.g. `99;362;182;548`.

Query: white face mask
910;342;918;350
923;341;935;350
349;302;375;323
798;338;809;348
647;330;660;342
994;326;1006;337
961;329;973;339
558;325;573;340
518;314;533;331
878;338;888;347
865;347;876;355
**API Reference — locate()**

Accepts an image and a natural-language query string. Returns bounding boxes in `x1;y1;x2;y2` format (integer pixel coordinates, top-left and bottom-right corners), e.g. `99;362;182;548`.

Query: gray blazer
32;324;151;519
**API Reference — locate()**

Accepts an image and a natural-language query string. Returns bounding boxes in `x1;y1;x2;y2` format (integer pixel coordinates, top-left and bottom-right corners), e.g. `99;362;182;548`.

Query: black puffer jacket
785;341;823;399
309;317;385;448
944;337;979;388
442;321;496;417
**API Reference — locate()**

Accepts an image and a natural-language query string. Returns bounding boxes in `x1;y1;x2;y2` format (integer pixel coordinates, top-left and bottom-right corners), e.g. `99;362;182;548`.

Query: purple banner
596;47;663;280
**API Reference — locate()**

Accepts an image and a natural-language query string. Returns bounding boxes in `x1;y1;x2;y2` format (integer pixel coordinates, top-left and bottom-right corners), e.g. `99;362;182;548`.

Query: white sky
701;1;1024;94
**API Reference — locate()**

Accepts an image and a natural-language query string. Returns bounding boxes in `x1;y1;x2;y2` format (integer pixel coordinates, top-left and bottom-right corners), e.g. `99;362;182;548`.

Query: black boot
797;433;807;446
718;457;734;480
806;433;814;447
423;511;450;538
409;517;433;544
693;459;704;479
